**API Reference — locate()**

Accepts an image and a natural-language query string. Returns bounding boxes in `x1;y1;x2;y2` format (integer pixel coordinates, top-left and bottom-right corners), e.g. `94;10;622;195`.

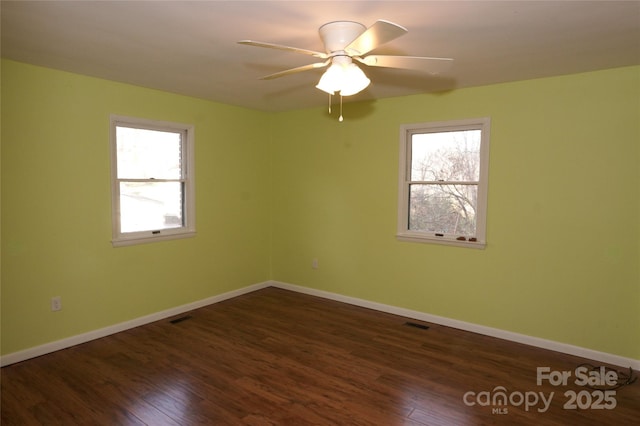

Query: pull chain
326;93;344;122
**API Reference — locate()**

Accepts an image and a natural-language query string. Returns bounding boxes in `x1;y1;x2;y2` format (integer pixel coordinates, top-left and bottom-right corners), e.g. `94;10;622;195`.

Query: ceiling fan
239;20;453;120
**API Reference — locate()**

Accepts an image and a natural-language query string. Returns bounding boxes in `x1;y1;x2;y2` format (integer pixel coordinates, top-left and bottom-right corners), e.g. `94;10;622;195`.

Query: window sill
112;231;196;247
396;233;486;249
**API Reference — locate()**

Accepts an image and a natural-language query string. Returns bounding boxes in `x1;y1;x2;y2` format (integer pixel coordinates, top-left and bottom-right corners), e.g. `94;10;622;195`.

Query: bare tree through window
409;129;481;235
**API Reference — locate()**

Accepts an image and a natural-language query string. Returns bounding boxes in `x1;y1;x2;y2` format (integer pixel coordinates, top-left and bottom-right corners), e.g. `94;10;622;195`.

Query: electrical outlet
312;258;319;269
51;296;62;312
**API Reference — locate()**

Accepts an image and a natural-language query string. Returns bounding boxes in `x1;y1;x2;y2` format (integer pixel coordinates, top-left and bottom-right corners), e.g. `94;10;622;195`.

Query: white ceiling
2;1;639;112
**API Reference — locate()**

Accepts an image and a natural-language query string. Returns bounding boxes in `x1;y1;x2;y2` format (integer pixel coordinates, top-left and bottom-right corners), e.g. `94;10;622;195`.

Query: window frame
110;115;196;247
397;117;490;249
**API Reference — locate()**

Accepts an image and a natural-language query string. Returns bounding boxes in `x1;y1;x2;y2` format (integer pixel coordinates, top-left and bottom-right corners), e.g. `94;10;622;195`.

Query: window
110;115;195;247
397;118;490;248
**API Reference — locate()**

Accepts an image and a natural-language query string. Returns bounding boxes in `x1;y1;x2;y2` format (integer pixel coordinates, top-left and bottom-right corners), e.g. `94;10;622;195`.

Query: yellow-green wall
2;59;639;361
270;66;640;360
1;60;272;354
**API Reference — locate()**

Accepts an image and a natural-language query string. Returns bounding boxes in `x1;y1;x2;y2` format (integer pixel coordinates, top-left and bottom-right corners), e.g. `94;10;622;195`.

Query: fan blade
344;20;408;56
359;55;454;74
238;40;327;59
260;61;330;80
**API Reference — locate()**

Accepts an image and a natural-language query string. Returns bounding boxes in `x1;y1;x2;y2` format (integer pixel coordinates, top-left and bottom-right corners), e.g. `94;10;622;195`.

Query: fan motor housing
319;21;366;53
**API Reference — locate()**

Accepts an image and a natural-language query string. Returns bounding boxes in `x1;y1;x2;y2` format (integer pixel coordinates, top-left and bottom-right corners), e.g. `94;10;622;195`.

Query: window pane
119;181;183;233
116;127;182;179
409;184;477;235
410;130;481;181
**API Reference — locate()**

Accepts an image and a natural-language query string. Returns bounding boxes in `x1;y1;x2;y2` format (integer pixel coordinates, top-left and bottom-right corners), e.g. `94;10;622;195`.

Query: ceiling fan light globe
315;79;335;95
315;63;342;94
315;85;335;95
339;64;370;96
316;59;370;96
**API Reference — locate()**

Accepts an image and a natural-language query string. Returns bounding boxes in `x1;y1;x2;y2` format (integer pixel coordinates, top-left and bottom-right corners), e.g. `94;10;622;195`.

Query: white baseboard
269;280;640;370
0;281;271;367
3;279;638;370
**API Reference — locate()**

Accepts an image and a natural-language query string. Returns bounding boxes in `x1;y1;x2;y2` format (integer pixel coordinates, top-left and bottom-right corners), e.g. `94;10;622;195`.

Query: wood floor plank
2;287;638;425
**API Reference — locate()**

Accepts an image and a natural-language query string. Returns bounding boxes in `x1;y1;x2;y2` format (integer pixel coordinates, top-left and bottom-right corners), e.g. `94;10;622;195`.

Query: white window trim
397;117;490;249
110;115;196;247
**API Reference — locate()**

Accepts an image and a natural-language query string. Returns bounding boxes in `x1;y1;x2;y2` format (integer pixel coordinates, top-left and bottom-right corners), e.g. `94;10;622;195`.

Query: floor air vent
404;322;429;330
170;315;192;324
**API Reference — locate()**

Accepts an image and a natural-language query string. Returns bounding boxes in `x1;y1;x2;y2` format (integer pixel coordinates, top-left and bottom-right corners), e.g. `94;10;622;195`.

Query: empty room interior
1;1;639;425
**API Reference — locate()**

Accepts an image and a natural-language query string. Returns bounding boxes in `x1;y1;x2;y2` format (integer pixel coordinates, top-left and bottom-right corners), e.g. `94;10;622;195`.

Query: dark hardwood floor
2;287;638;425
